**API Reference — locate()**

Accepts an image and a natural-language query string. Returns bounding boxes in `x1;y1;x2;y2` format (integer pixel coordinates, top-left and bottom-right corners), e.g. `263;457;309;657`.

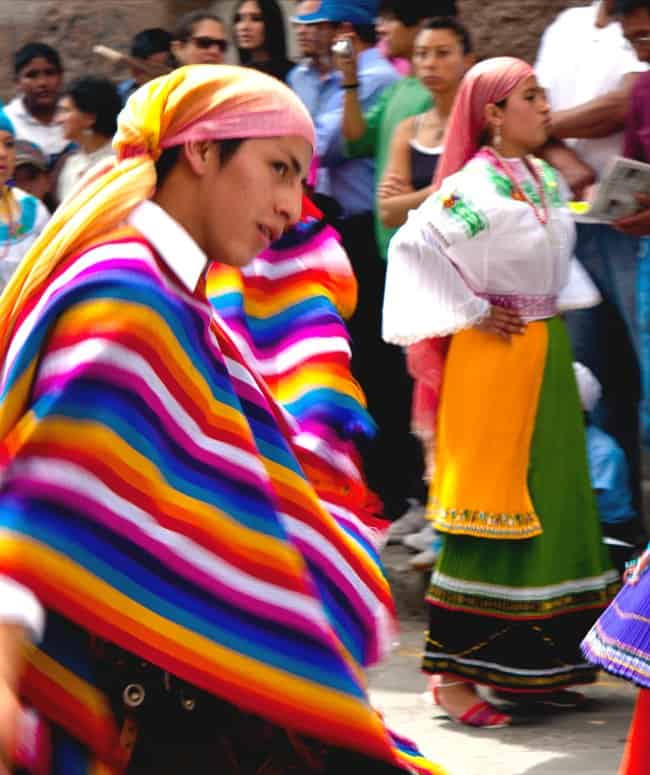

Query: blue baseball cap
292;0;379;26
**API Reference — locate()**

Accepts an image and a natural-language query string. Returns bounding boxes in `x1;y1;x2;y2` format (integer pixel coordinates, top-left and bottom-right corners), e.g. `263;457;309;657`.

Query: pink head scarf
433;56;534;190
116;64;315;160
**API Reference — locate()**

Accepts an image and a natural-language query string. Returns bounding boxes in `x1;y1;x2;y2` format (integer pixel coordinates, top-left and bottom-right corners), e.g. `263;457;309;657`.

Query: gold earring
493;126;502;150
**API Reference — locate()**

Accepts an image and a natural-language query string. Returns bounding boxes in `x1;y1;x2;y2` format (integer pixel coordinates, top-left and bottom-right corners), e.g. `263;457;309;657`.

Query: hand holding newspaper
568;156;650;223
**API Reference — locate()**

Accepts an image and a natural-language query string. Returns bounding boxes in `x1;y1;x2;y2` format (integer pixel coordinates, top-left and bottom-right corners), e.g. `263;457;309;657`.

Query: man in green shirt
342;0;456;257
335;0;457;526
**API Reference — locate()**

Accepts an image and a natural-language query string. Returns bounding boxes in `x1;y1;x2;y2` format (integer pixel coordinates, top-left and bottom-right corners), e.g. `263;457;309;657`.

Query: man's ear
182;140;215;177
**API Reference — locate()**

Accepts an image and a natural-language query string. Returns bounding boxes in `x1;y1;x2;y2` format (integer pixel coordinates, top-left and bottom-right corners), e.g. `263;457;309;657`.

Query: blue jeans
564;223;641;508
639;237;650;448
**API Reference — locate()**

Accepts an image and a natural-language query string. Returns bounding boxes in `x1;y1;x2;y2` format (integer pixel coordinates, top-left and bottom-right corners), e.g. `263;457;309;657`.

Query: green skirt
423;318;618;691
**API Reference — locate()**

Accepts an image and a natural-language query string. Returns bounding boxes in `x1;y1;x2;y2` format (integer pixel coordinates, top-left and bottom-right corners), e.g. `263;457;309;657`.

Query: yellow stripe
24;416;307;579
53;298;254;439
0;533;393;746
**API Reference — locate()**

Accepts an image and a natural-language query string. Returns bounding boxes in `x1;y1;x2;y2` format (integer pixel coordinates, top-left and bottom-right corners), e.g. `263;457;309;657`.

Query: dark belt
91;639;332;774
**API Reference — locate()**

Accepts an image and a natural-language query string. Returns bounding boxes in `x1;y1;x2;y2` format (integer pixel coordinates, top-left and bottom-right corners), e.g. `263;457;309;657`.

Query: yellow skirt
428;321;548;539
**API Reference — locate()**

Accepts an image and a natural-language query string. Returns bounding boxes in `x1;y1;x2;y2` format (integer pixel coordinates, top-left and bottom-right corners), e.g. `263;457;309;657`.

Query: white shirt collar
127;200;207;292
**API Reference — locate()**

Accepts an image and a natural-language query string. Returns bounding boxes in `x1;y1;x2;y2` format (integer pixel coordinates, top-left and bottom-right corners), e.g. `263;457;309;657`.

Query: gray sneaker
386;504;427;544
402;524;436;553
408;549;437;571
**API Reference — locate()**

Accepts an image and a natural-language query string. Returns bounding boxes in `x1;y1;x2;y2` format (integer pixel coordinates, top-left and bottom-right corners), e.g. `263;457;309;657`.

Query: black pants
125;693;406;774
338;212;426;519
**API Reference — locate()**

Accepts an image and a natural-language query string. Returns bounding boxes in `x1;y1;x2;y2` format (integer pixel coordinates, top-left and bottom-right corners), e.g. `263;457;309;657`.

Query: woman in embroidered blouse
383;57;616;728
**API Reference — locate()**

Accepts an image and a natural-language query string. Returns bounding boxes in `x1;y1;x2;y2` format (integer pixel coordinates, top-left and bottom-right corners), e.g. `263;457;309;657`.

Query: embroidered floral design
428;502;543;540
438;190;488;238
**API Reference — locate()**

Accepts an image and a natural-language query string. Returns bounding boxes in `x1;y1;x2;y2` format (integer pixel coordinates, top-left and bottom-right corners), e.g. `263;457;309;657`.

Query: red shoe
431;678;512;729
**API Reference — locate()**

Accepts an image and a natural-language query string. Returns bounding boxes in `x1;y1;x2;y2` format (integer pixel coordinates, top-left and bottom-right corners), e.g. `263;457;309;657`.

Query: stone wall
0;0;589;101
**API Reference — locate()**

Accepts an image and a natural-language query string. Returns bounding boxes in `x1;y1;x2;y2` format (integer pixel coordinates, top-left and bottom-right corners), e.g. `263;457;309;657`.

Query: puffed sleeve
382;185;490;345
557;257;602;312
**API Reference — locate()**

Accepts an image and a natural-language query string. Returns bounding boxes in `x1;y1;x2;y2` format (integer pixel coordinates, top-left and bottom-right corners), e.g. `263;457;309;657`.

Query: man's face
196;136;312;267
17;56;62;115
377;13;412;59
132;51;171;86
293;0;322;58
622;7;650;62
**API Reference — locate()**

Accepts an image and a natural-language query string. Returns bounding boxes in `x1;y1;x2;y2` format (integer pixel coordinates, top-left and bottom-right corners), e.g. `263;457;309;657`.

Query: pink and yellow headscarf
433;56;534;190
0;64;315;362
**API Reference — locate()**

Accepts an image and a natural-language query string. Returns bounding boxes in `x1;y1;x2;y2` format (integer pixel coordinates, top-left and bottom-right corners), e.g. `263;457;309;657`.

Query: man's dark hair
233;0;288;64
62;76;122;138
130;28;173;59
155;139;245;186
348;24;377;45
378;0;457;27
14;42;63;77
417;16;472;54
614;0;650;14
173;10;224;42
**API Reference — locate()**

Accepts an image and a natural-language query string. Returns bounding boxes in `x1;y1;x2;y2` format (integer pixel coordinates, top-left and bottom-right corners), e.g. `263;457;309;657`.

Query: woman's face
235;1;266;52
0;131;16;187
55;95;94;142
490;76;551;155
412;29;471;97
173;19;229;66
196;136;312;267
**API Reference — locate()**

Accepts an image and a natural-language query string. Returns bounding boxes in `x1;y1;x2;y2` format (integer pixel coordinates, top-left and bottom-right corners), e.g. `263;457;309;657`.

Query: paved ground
370;546;637;775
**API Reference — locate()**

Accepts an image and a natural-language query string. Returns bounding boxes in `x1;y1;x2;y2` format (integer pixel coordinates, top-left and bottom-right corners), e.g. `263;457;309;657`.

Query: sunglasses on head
191;35;229;53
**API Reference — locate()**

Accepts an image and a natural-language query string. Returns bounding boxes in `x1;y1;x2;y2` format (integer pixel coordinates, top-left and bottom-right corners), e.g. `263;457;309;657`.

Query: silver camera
331;39;353;57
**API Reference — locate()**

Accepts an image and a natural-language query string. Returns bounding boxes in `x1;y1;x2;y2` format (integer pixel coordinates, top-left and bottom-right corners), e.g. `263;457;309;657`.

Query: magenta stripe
255;224;341;261
10;473;337;645
34;362;270;492
289;535;380;663
229;326;348;362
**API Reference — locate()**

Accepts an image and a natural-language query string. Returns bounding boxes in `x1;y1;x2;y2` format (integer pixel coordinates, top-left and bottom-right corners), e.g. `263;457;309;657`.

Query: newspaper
570;155;650;223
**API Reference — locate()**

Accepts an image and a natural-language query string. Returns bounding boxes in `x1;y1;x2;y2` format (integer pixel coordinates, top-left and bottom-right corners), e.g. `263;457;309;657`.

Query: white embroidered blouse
382;151;600;345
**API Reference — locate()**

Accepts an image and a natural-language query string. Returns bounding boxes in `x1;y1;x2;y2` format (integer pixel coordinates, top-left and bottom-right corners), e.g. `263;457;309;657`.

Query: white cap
573;362;602;413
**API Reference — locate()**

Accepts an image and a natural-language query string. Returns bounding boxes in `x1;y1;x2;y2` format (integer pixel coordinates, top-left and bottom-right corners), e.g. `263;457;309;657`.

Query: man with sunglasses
171;11;230;67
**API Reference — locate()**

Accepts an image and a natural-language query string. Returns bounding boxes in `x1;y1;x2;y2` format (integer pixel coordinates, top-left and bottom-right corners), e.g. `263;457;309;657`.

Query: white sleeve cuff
0;576;45;641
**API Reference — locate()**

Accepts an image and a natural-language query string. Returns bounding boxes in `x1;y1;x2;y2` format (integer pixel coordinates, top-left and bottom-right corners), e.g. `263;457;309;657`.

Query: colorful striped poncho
0;209;443;774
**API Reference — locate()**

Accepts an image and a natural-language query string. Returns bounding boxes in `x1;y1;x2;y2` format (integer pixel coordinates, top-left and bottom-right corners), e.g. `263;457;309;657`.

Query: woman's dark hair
233;0;288;65
14;42;63;77
155;139;245;187
62;76;122;138
378;0;457;28
417;16;473;54
615;0;650;13
173;10;224;42
131;28;173;59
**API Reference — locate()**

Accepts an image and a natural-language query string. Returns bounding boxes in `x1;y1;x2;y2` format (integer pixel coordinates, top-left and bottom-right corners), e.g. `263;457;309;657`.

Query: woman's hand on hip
475;305;526;341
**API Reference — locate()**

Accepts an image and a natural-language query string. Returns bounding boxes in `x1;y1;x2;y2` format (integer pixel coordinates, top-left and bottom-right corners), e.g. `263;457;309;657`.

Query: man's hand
0;680;19;774
0;623;28;774
475;305;526;341
332;34;358;86
614;193;650;237
377;173;413;199
624;546;650;584
538;139;596;200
